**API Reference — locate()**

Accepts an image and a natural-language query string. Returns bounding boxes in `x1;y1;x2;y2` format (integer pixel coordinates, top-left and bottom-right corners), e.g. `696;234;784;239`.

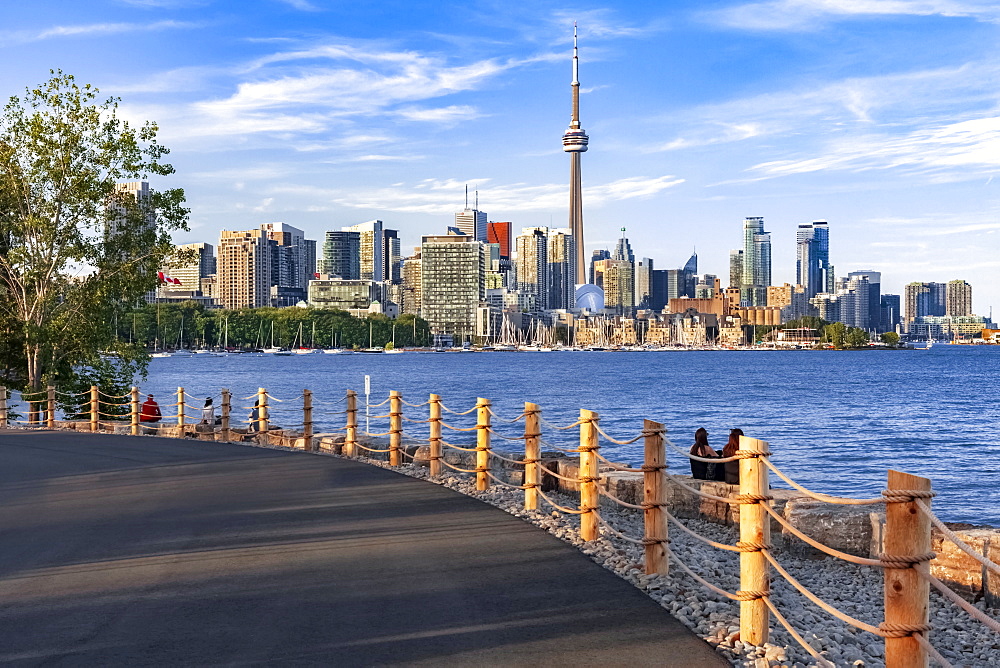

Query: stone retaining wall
44;422;1000;605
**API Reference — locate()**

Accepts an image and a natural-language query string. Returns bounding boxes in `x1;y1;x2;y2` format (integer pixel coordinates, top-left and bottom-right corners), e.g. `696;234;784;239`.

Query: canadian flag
157;272;182;285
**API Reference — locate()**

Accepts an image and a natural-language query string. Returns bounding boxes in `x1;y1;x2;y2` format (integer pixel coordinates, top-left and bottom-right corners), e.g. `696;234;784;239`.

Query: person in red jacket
140;395;162;423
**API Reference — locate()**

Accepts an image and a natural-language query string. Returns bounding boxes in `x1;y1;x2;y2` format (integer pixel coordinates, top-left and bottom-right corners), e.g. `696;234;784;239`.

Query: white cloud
268;175;684;215
704;0;1000;31
395;105;480;123
1;20;200;44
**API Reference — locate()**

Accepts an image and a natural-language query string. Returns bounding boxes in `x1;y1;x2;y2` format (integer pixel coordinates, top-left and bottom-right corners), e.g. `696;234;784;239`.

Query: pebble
351;455;1000;668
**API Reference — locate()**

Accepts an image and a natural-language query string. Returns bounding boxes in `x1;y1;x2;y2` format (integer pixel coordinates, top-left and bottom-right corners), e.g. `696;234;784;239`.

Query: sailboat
385;322;404;354
358;320;384;353
324;329;349;354
170;316;194;356
264;322;290;355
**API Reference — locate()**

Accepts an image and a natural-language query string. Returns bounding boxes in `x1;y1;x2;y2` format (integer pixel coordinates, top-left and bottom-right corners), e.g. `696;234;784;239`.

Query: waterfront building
909;315;994;340
515;227;549;312
382;229;401;283
318;231;361;280
308;278;376;311
343;220;384;281
420;233;486;339
562;23;590;284
946;280;972;317
768;283;811;321
809;292;840;324
796;221;834;299
261;223;316;300
548;228;576;310
635;258;653;309
880;294;901;332
589;249;610;285
840;274;872;329
728;250;743;289
847;270;881;330
593;259;633;315
741;217;771;307
159;242;215;299
905;281;947;325
400;250;422;315
217;229;274;309
486;221;512;259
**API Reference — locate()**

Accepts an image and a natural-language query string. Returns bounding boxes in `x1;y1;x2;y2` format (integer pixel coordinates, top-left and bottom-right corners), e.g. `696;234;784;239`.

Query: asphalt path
0;429;727;666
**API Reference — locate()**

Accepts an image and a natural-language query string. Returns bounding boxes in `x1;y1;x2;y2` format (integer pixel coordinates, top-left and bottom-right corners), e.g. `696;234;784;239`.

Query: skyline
1;1;997;313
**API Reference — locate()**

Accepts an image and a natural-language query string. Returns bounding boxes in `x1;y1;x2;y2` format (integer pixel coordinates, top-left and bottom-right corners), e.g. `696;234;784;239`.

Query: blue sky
2;0;998;313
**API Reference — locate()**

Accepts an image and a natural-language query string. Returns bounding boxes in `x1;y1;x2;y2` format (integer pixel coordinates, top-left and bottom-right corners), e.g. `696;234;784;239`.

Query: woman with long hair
722;428;745;484
689;427;719;480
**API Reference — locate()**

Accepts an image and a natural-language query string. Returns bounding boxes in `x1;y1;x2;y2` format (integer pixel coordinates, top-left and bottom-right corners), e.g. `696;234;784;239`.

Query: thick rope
485;406;526;423
486;427;528;441
760;503;884;567
489;451;531;465
914;632;955;668
366;397;392;408
98;390;133;399
535;488;587;514
593;423;648;445
538;416;590;430
916;499;1000;576
440;441;478;452
597;486;646;511
353;442;394;454
594;512;646;545
761;550;883;636
919;570;1000;634
439;403;478;416
440;422;481;432
761;459;886;505
761;596;836;668
399;398;431;408
663;542;742;601
664;512;744;553
483;469;530;490
438;459;482;475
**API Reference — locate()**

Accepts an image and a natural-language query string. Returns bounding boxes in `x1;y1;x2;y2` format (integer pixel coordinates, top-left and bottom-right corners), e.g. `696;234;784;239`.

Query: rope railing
11;382;997;668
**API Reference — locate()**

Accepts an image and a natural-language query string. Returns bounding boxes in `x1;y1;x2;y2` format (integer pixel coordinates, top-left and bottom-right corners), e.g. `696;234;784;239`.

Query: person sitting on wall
249;400;262;432
200;397;216;425
689;427;719;480
721;428;745;485
140;395;162;423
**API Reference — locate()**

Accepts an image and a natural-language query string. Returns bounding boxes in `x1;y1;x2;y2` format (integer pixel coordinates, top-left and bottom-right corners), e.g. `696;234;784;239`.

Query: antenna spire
465;184;468;209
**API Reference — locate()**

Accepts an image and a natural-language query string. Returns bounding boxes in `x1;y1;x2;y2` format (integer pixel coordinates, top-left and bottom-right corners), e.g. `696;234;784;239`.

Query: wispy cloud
269;175;684;215
704;0;1000;31
275;0;322;11
2;19;201;45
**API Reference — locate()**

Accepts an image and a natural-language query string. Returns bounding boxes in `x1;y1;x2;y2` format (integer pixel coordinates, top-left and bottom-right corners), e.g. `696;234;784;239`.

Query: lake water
25;346;1000;525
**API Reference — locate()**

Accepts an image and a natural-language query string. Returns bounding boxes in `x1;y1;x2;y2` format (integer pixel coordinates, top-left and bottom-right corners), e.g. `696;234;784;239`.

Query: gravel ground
345;454;1000;668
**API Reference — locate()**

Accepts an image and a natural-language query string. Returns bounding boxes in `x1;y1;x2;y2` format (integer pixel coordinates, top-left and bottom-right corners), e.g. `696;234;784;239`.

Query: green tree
822;322;847;348
0;71;188;393
880;331;900;347
845;327;869;349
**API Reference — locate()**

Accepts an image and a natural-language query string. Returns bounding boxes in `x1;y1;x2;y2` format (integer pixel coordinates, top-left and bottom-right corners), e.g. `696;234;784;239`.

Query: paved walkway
0;429;726;666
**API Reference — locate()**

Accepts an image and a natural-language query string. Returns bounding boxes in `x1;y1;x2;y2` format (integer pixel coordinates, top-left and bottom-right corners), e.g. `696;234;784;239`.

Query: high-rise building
589;249;610;285
515;227;549;312
797;221;834;299
847;270;881;330
593;259;633;315
728;250;743;289
880;294;901;332
420;234;486;338
401;249;422;315
635;258;653;309
382;229;401;283
486;221;512;259
161;242;215;297
612;228;634;263
260;222;315;293
217;229;274;309
905;282;947;324
109;181;155;238
562;24;589;284
946;280;972;317
342;220;384;281
842;274;872;329
548;228;576;310
455;203;487;242
741;217;771;306
649;269;669;311
318;231;361;279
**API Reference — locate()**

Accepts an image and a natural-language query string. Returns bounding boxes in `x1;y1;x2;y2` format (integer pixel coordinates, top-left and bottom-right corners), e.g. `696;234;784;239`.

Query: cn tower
562;22;589;286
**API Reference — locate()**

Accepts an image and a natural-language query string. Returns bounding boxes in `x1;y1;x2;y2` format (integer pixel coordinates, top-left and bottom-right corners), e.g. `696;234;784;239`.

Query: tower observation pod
563;23;589;286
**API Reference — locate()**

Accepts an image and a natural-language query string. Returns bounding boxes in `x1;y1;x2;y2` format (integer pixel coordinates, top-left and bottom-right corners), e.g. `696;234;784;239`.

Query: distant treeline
123;303;432;349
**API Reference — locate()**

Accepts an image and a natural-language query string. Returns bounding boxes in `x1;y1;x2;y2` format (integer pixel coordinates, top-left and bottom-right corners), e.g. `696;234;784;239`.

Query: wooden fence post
884;470;933;668
177;387;185;428
344;390;357;457
524;402;541;510
47;386;56;429
257;387;269;433
738;435;771;645
643;419;668;575
389;390;402;466
90;385;99;432
428;394;442;477
303;389;314;450
0;387;7;428
130;387;140;435
220;389;231;441
579;409;599;541
475;398;491;491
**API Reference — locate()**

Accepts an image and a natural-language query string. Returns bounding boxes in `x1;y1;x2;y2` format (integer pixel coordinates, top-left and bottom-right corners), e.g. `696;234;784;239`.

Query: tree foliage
880;331;900;347
0;71;188;391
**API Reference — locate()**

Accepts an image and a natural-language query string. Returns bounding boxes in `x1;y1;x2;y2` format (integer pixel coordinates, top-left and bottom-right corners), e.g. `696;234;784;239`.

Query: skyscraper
548;228;576;310
562;24;589;285
486;221;512;258
420;234;486;339
342;220;384;281
589;249;610;285
515;227;549;311
847;270;881;329
217;229;274;309
318;231;361;279
382;229;401;283
635;258;653;309
797;221;833;299
946;280;972;316
612;228;634;263
161;242;215;297
728;250;743;290
260;222;315;294
741;217;771;306
455;189;487;242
